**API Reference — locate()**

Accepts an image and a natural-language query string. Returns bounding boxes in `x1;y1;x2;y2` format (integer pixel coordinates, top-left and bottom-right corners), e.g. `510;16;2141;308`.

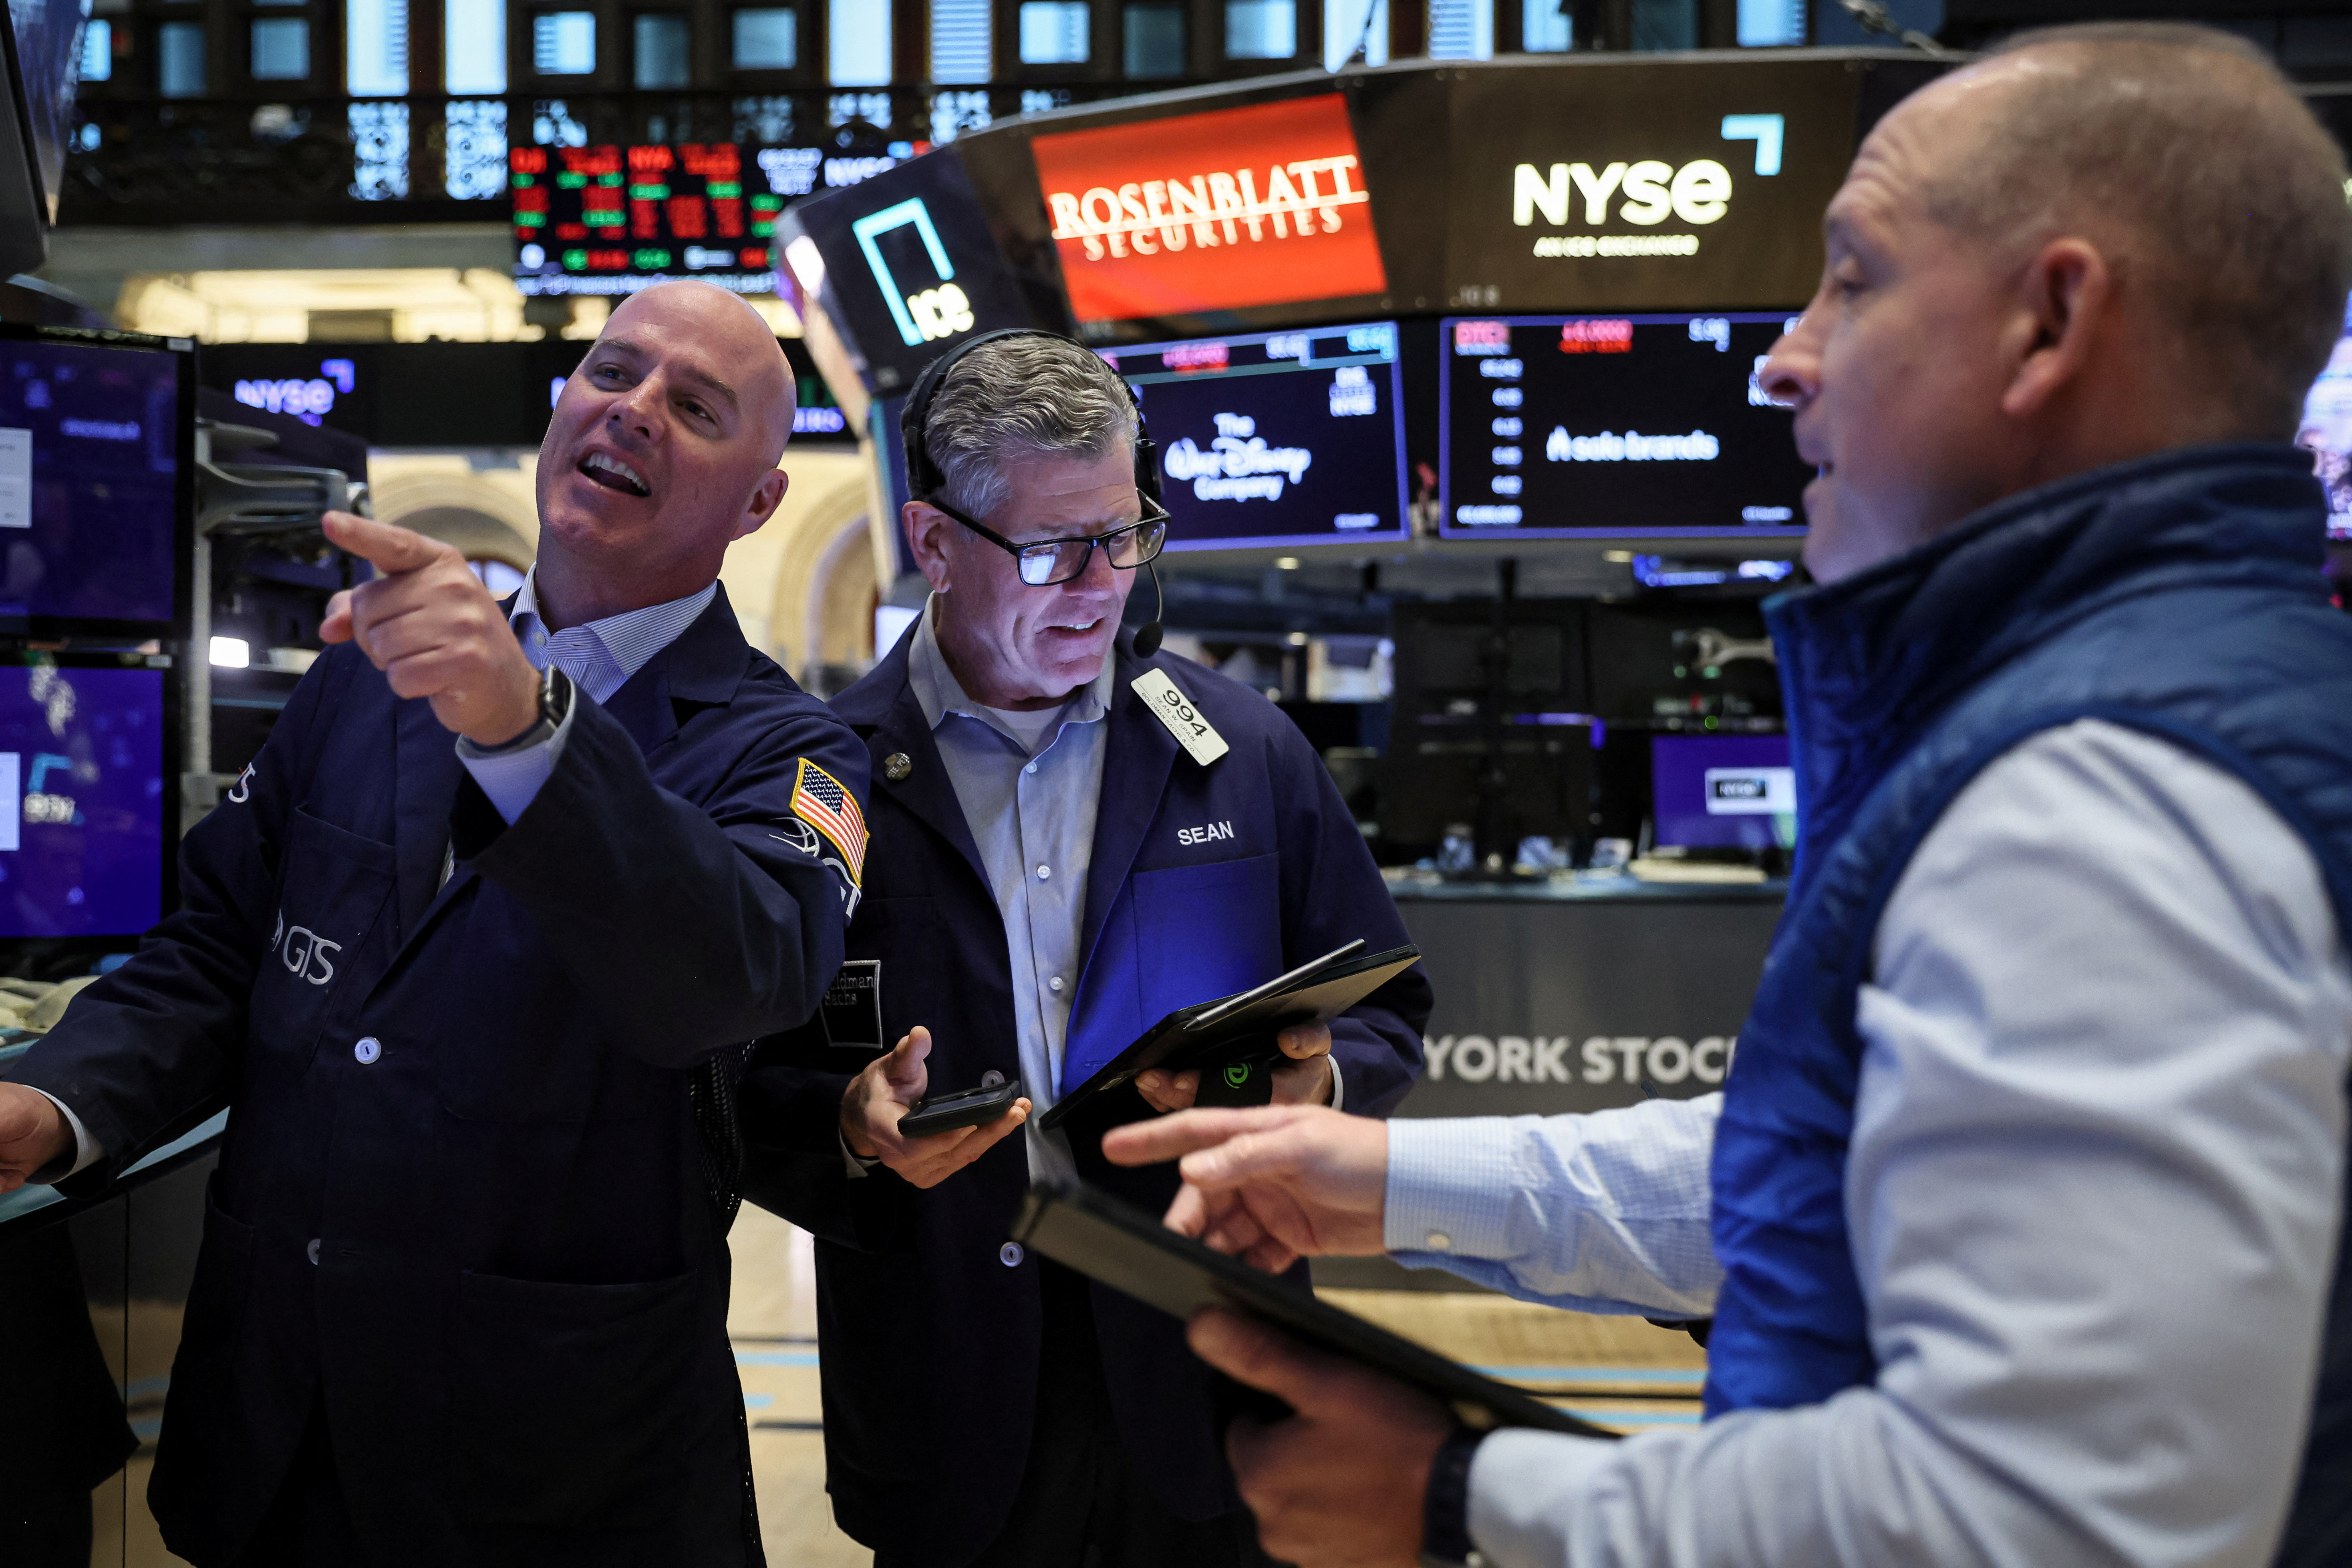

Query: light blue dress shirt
457;569;719;824
1388;721;2352;1568
906;598;1114;1179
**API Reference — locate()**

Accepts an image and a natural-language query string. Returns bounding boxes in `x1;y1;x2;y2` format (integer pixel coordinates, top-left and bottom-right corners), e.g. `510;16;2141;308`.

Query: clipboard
1011;1179;1617;1439
1037;940;1422;1131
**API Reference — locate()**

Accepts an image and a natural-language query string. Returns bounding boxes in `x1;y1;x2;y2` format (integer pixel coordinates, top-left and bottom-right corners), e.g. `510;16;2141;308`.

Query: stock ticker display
1104;322;1410;550
510;143;799;296
1438;314;1812;539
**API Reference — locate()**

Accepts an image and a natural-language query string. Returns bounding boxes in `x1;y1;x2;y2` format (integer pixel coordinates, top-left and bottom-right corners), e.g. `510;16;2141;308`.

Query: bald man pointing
0;281;866;1566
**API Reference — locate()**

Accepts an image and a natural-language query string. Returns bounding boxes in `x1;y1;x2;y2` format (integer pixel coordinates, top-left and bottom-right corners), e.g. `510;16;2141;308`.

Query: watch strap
1420;1423;1488;1568
459;665;574;759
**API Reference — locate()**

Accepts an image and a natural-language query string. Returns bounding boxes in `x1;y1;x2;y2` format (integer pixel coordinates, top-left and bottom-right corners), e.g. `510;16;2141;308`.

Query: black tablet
1037;940;1423;1131
1010;1179;1617;1439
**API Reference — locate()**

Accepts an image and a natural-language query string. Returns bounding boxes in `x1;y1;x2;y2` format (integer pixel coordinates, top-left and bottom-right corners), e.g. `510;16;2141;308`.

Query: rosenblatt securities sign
1029;95;1389;322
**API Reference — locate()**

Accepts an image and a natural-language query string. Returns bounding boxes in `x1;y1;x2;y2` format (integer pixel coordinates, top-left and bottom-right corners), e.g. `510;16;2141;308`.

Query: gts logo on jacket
268;910;341;986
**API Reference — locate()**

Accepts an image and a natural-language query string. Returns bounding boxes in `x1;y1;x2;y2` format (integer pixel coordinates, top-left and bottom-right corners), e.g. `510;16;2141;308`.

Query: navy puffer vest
1707;444;2352;1565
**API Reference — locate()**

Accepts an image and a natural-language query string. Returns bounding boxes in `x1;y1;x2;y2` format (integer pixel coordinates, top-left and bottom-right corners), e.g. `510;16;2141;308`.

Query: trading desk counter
1387;876;1784;1119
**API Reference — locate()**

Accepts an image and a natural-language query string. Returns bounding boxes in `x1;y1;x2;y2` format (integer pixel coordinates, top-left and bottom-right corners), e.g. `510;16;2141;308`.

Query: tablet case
1037;940;1423;1131
1011;1179;1617;1439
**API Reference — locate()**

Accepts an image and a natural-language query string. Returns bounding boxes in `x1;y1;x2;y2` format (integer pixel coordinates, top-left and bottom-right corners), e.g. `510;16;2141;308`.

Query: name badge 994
1133;669;1228;766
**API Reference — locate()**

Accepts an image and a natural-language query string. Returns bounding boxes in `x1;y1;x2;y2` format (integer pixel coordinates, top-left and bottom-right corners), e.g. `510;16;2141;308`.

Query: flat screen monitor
1651;733;1794;851
2297;300;2352;542
0;657;172;939
1103;322;1409;552
0;326;193;636
510;143;788;298
1027;91;1388;329
1438;313;1812;539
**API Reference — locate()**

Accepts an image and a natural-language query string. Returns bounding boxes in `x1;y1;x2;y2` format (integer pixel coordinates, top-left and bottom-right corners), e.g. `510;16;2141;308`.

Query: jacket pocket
150;1176;257;1496
448;1266;703;1530
254;806;399;1069
1128;851;1284;1020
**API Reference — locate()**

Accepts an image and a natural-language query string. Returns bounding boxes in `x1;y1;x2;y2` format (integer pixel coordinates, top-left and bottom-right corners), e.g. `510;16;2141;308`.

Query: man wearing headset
739;330;1431;1568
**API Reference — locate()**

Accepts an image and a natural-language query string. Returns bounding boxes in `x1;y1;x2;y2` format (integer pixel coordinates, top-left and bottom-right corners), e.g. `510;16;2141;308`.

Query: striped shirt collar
508;567;718;707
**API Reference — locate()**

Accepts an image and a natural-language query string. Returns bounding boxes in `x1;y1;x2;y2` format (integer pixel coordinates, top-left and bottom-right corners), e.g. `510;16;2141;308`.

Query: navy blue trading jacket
739;630;1432;1567
4;586;867;1567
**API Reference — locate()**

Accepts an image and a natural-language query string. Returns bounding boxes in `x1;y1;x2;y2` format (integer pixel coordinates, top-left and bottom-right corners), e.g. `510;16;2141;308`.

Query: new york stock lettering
1047;156;1369;260
1421;1033;1736;1086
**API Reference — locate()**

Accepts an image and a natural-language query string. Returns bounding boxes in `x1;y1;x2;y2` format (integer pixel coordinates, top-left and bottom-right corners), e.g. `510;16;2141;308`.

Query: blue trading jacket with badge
740;632;1432;1568
1708;445;2352;1568
3;588;867;1568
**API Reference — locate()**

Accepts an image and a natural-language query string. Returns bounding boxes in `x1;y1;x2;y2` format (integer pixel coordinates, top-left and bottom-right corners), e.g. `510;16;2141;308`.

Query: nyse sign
1443;60;1863;311
1391;891;1780;1119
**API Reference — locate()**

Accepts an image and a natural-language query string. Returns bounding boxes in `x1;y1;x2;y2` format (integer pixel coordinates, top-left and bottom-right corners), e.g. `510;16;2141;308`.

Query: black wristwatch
463;664;574;757
1421;1423;1489;1568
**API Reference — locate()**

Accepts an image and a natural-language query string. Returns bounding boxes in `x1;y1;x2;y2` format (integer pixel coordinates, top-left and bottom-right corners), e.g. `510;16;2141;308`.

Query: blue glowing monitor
0;661;170;938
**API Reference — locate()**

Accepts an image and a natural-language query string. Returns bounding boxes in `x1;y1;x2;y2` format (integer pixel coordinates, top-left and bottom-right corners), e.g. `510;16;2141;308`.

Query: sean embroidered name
1177;821;1235;846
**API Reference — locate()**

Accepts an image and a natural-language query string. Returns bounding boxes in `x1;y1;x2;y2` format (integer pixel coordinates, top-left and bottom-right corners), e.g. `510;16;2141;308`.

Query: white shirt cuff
1381;1116;1519;1258
1466;1427;1622;1567
31;1087;102;1178
840;1128;882;1180
455;693;577;825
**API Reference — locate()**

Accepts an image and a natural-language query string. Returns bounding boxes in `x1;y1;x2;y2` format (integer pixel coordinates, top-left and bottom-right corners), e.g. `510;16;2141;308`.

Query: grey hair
919;335;1138;521
1920;21;2352;436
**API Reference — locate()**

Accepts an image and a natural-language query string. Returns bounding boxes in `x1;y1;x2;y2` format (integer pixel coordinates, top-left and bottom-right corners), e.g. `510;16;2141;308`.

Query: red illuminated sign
1031;94;1389;323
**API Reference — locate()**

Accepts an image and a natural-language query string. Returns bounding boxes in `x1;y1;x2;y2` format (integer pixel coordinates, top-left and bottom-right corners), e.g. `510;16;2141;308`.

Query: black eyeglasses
926;495;1171;586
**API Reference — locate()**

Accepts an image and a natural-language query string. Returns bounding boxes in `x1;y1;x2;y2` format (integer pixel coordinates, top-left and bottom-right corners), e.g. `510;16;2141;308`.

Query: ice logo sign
1163;413;1315;503
851;197;975;348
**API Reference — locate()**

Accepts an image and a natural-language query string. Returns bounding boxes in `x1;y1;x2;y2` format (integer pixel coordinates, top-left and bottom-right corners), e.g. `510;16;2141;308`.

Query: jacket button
981;1070;1005;1088
353;1037;382;1065
999;1242;1024;1268
306;1238;320;1266
884;753;912;782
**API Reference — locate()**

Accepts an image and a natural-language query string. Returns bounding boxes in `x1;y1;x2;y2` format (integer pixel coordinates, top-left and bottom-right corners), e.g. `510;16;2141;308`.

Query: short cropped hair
916;334;1138;521
1927;22;2352;434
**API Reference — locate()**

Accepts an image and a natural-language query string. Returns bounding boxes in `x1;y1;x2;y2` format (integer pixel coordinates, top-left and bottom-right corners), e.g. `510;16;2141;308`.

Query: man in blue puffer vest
1106;22;2352;1568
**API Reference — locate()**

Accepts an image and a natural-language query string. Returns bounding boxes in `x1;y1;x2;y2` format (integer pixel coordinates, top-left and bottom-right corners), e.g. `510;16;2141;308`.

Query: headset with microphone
898;328;1168;657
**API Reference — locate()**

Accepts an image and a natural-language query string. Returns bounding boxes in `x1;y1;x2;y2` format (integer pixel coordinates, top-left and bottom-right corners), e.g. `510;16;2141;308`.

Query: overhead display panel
947;52;1945;337
1438;60;1876;311
510;143;794;296
1105;321;1409;551
1439;313;1810;539
779;149;1045;395
1030;94;1388;327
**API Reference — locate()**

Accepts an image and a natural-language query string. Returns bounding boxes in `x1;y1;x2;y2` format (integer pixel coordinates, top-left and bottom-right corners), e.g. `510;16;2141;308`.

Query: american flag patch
790;759;867;884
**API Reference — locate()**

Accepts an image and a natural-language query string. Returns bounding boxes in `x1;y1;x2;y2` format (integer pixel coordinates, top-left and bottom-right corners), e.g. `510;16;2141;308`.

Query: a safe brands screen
0;664;167;938
1104;322;1410;551
1439;314;1811;538
0;338;183;628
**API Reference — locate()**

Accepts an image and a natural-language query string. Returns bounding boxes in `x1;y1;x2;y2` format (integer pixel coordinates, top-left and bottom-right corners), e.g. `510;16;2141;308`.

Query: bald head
1908;23;2351;434
604;279;797;459
533;278;797;625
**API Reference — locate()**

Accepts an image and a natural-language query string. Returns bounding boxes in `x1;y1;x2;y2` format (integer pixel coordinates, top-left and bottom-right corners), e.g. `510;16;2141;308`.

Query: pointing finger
322;511;453;577
1101;1105;1304;1167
